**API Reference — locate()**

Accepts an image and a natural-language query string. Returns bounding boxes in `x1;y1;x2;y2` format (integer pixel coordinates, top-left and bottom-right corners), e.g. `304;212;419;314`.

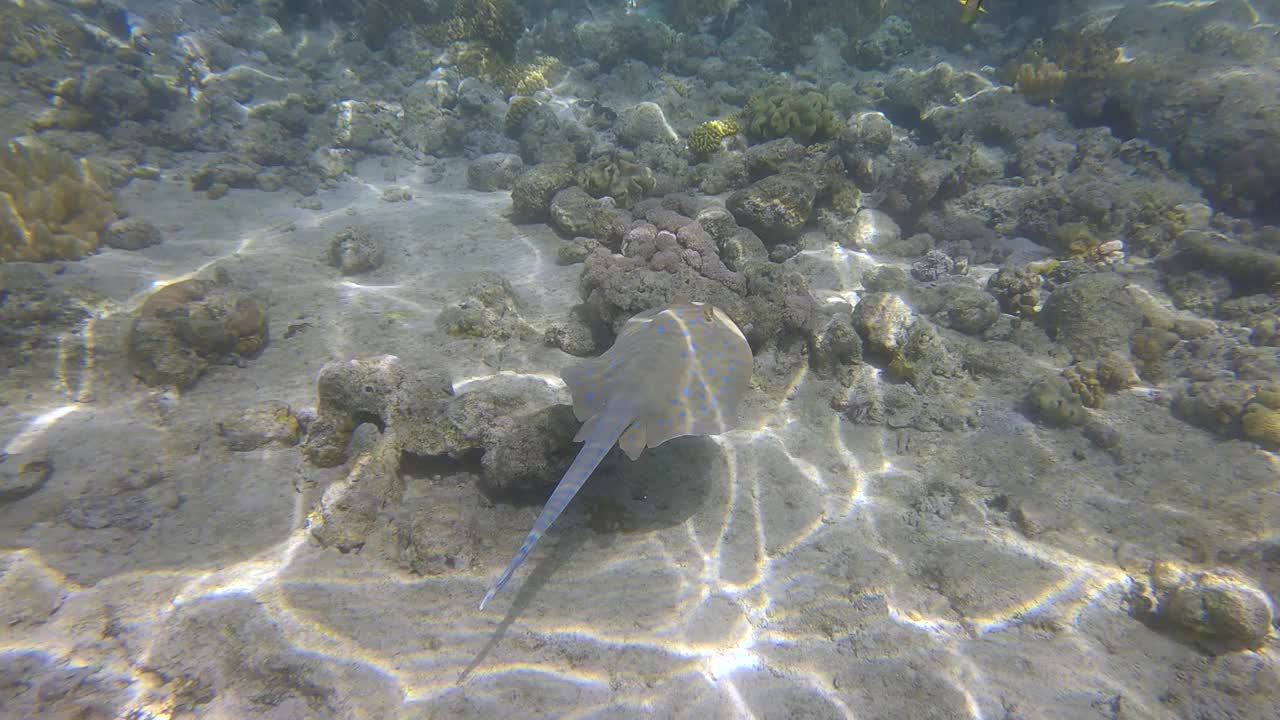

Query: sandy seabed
1;156;1276;720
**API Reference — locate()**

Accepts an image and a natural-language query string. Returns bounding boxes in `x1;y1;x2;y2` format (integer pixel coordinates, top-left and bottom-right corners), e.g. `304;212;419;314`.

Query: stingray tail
479;405;635;610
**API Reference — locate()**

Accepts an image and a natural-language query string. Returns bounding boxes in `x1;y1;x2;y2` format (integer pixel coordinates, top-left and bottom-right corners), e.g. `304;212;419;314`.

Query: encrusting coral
1;142;118;262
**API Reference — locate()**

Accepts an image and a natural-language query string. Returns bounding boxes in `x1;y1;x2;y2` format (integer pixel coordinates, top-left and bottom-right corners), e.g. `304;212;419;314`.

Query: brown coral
1;142;118;262
1063;363;1105;409
1014;58;1066;105
1242;385;1280;449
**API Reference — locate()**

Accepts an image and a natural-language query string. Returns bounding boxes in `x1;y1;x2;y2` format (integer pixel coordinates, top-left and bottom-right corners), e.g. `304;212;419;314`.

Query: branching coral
1014;58;1066;105
433;0;523;59
452;46;562;95
1;142;118;262
496;55;563;95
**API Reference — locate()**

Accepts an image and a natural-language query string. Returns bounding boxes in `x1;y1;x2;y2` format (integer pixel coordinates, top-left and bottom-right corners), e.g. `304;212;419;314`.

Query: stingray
479;300;754;609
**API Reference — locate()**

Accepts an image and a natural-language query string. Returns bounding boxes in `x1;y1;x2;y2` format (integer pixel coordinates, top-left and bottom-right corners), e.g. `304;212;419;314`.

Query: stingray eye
702;306;714;323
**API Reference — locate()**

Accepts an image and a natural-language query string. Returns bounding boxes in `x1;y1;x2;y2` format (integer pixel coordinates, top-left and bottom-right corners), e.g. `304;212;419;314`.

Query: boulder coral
127;274;268;389
1241;385;1280;450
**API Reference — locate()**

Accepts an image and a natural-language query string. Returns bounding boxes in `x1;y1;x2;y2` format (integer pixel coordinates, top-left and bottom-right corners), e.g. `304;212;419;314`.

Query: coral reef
466;153;525;191
726;174;817;246
742;86;844;145
1062;363;1105;409
576;152;656;210
670;0;743;34
1171;380;1254;439
1174;231;1280;293
300;356;579;551
986;266;1044;318
102;218;163;251
687;119;741;155
218;402;302;452
616;102;678;147
1041;273;1147;361
1148;561;1275;653
511;162;576;221
504;96;540;136
1013;58;1066;105
328;225;384;276
549;186;627;247
435;0;524;59
436;274;538;341
127;272;268;389
1241;385;1280;450
1;143;118;262
0;1;90;65
1025;376;1086;427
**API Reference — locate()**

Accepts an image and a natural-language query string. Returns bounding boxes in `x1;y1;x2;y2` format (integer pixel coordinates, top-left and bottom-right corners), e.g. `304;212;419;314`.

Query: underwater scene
1;0;1278;717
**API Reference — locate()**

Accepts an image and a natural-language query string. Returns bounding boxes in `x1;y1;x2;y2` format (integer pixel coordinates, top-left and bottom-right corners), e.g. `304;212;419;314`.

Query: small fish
959;0;987;24
478;300;753;610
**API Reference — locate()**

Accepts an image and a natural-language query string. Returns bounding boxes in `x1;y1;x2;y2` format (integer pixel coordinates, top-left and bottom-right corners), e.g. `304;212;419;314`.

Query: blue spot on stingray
723;339;730;346
690;343;698;351
655;325;665;333
670;398;678;405
683;387;690;396
708;368;716;376
586;391;595;402
717;351;723;357
679;411;686;418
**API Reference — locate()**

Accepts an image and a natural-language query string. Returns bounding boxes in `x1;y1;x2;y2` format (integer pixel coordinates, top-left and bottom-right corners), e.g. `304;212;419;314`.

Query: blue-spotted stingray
479;301;754;609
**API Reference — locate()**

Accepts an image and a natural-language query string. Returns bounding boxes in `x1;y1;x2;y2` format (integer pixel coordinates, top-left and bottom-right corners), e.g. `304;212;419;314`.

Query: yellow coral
1243;385;1280;449
435;0;523;58
490;55;563;95
663;74;690;98
831;180;862;216
1014;58;1066;104
1;142;118;262
504;96;539;135
1063;363;1105;408
0;3;86;66
1096;351;1140;391
687;118;740;154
